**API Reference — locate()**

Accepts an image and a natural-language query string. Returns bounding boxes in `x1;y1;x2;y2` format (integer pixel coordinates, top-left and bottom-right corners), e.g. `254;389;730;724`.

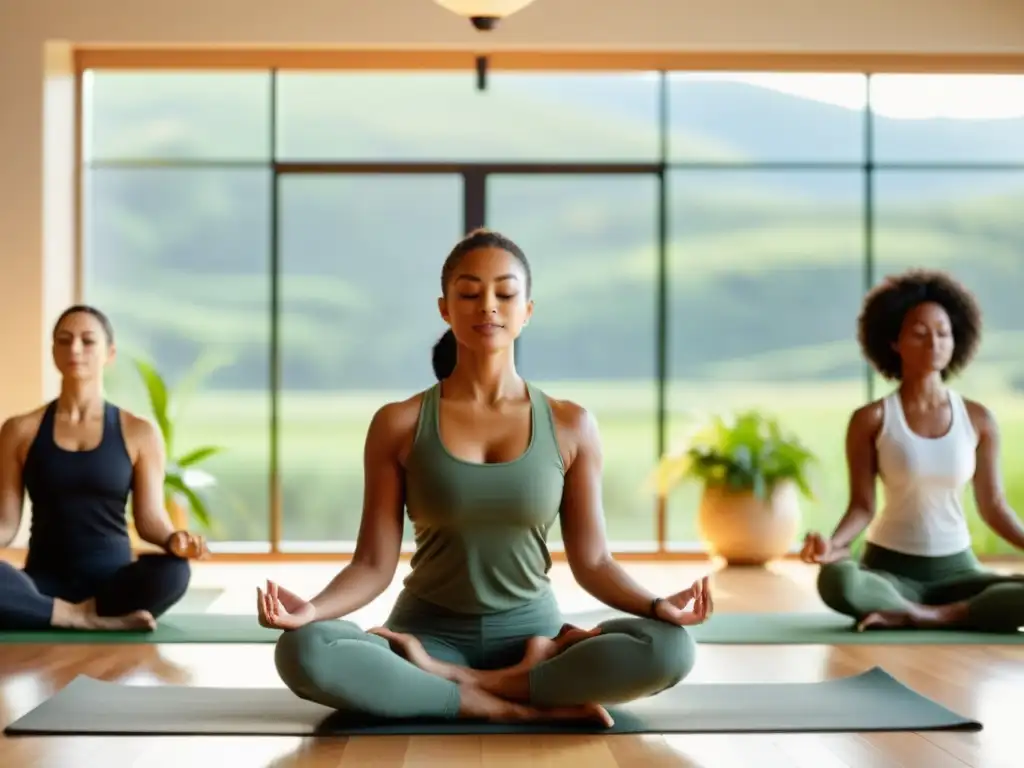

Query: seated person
0;305;208;631
801;269;1024;632
258;229;713;726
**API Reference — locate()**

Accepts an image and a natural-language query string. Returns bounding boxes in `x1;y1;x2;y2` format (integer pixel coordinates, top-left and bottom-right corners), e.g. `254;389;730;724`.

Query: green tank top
401;381;565;614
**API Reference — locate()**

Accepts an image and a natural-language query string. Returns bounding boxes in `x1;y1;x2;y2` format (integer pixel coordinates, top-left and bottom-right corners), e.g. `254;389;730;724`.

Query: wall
2;0;1024;446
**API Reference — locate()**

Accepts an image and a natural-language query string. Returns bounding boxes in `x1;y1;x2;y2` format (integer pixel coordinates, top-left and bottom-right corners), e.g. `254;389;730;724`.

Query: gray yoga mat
3;667;979;736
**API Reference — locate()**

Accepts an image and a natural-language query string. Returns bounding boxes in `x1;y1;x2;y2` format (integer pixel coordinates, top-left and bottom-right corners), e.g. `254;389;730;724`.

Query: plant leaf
133;358;173;454
656;408;817;501
176;446;224;467
165;471;212;530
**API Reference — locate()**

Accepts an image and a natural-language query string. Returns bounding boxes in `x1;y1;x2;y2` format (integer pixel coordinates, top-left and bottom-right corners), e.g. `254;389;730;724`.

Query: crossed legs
817;544;1024;633
0;554;192;631
274;615;695;725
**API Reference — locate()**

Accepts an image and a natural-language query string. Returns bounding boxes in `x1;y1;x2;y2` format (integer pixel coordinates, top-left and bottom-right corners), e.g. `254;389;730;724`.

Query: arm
970;403;1024;550
130;418;179;549
306;402;407;621
827;404;882;552
0;418;26;548
557;403;660;619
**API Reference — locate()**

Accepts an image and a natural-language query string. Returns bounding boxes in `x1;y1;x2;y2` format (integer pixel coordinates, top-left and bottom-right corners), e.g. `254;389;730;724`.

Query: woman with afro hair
800;268;1024;633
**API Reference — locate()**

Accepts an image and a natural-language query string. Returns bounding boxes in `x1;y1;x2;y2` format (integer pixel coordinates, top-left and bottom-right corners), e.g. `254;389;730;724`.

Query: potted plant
655;410;817;566
129;357;225;544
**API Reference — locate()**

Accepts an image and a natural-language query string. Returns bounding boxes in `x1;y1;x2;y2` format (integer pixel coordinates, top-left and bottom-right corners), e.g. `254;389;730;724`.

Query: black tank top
22;401;134;578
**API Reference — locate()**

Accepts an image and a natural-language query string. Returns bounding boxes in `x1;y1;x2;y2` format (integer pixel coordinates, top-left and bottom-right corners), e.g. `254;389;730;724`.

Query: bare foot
857;601;968;632
457;684;614;728
51;599;157;632
856;611;915;631
367;627;460;680
521;625;601;669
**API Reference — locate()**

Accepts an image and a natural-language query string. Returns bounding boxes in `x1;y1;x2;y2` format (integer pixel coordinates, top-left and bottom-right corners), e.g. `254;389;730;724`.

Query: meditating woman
801;269;1024;632
258;228;713;726
0;305;208;632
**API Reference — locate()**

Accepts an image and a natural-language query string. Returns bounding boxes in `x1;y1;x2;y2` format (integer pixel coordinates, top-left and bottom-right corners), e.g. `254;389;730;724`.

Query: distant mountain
82;71;1024;392
524;75;1024;170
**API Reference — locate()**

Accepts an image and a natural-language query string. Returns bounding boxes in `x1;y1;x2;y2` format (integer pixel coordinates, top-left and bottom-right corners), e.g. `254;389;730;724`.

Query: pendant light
434;0;538;30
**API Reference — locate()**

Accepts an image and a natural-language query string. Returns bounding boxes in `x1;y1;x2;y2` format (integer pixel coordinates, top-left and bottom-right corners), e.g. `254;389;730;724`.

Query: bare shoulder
117;407;165;458
1;406;49;458
370;391;425;435
543;394;600;467
546;396;596;435
366;390;428;461
962;397;997;438
848;398;885;437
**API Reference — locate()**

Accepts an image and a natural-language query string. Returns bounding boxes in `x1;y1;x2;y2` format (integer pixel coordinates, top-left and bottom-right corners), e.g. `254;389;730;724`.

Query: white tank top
865;389;977;557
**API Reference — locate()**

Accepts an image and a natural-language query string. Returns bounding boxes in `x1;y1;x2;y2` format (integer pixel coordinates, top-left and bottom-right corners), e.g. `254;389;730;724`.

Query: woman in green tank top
257;229;714;727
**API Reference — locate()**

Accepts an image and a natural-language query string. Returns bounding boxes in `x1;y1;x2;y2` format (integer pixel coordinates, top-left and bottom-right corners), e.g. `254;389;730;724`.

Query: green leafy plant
132;354;229;531
655;410;817;502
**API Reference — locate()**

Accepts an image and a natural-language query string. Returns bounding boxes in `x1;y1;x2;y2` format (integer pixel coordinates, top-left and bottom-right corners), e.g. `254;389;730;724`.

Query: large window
80;67;1024;556
82;73;274;549
488;174;661;547
666;169;865;544
278;174;464;549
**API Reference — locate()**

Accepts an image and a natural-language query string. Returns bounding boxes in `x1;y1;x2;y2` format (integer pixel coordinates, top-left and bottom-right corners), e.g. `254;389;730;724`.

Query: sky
700;73;1024;120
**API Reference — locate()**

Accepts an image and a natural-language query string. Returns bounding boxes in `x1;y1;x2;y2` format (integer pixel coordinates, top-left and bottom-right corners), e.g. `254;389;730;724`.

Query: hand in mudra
167;530;210;560
799;532;848;565
654;576;714;626
257;580;316;631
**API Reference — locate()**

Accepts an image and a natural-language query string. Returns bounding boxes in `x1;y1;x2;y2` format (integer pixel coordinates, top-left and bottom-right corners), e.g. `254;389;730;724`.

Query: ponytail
432;329;457;380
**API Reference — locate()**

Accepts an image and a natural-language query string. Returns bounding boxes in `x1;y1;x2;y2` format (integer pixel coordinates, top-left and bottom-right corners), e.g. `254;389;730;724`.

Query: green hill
79;70;1024;552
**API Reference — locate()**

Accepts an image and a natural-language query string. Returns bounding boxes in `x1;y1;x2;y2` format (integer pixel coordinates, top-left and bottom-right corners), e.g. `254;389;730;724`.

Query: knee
151;554;192;600
274;620;360;697
612;618;696;691
645;620;696;688
816;561;856;614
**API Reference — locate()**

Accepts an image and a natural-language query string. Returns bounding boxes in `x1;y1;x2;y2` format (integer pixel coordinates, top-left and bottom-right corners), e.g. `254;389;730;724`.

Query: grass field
116;378;1024;557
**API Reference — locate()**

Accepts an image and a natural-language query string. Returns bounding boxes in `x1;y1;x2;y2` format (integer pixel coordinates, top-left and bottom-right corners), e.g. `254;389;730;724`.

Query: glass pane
278;175;464;550
871;75;1024;164
666;171;866;548
83;71;272;162
667;73;867;163
487;175;659;548
874;170;1024;556
82;168;272;549
276;72;661;162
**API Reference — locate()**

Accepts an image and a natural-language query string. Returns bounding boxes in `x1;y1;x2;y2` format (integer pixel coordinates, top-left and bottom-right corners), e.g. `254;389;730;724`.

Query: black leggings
0;554;192;630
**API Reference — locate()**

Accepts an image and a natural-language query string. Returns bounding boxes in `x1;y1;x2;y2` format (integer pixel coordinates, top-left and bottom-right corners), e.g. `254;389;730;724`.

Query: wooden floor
2;558;1022;767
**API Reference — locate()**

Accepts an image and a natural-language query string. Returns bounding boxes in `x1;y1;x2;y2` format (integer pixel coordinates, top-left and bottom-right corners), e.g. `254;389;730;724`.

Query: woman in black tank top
0;305;208;632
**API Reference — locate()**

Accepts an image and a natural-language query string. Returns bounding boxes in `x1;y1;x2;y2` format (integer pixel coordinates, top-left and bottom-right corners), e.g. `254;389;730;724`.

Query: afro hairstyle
856;268;982;381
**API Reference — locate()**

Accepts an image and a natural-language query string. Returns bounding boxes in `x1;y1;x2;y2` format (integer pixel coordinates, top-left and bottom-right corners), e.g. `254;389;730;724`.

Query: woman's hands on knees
257;580;316;630
655;575;714;626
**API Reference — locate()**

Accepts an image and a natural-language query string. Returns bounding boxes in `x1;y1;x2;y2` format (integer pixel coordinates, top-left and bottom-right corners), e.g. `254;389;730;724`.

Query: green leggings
274;588;695;718
817;542;1024;632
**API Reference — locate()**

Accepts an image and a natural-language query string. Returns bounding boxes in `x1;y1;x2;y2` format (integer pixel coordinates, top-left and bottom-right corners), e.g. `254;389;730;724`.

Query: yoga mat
1;610;1019;645
568;608;1024;646
3;667;979;736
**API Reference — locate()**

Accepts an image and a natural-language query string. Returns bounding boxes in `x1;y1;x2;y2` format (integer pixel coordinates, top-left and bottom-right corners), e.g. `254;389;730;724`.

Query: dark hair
431;228;531;380
53;304;115;345
857;268;982;381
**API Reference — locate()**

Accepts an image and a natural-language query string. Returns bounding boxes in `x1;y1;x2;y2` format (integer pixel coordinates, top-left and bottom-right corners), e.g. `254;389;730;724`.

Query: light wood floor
2;558;1022;767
